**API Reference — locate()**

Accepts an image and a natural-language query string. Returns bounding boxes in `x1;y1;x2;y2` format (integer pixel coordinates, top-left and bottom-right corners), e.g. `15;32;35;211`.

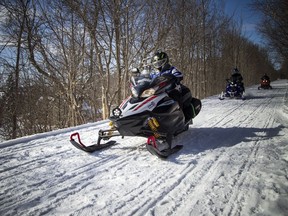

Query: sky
1;79;288;216
225;0;264;45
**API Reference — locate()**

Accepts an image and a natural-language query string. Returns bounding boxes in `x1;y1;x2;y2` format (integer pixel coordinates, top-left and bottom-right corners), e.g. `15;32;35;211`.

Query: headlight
112;107;122;117
141;88;156;97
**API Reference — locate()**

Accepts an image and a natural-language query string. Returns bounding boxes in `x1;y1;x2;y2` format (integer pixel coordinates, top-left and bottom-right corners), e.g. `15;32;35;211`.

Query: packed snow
1;79;288;216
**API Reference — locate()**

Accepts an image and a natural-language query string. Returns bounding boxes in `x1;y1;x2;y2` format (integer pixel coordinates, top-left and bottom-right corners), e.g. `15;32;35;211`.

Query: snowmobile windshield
150;74;177;92
131;79;151;98
150;74;175;86
131;75;176;98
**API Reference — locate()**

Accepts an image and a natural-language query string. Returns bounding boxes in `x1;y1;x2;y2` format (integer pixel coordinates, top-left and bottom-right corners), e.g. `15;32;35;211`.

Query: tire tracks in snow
0;133;143;215
179;89;280;216
22;144;147;215
140;90;280;215
222;90;280;215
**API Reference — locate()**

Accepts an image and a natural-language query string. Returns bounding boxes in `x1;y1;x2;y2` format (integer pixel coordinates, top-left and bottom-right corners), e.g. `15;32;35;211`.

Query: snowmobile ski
70;132;116;153
146;143;183;159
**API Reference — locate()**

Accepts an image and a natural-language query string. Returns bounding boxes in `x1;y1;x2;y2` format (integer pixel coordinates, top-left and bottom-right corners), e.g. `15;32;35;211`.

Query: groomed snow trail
1;80;288;216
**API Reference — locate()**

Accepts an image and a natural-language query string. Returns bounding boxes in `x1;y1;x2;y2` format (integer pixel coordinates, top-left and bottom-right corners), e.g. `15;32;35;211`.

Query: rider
150;51;183;82
230;67;245;92
149;51;192;151
261;73;270;81
150;51;185;108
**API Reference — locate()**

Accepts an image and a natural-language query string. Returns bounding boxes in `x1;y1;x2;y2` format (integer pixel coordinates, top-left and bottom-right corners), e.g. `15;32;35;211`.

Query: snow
1;79;288;216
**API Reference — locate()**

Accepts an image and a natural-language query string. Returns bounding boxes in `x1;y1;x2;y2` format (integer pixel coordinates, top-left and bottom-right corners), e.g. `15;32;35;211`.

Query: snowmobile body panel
110;93;185;137
219;80;245;100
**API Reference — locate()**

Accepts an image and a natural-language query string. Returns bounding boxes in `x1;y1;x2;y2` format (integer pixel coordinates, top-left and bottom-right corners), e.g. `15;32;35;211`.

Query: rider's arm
171;67;183;83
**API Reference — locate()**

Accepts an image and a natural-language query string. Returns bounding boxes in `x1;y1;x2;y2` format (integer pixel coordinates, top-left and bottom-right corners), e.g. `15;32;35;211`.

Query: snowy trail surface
1;80;288;216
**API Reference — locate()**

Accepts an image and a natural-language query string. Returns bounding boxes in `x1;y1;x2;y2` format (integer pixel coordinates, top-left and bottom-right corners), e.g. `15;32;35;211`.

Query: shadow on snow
178;125;284;155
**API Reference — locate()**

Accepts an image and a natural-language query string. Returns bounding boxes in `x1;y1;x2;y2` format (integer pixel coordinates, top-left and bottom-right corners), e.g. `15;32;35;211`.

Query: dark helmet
232;67;239;74
152;51;169;70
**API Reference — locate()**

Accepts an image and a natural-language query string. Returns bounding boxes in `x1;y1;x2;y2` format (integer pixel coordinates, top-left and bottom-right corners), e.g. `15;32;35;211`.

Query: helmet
232;67;239;74
152;51;169;70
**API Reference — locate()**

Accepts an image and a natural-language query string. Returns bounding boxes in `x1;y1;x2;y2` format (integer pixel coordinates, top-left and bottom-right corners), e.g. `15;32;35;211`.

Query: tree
251;0;288;59
0;0;280;140
0;0;30;138
1;73;16;139
25;0;94;126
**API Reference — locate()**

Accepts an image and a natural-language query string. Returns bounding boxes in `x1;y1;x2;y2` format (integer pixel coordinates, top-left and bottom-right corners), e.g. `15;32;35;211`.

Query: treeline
0;0;286;140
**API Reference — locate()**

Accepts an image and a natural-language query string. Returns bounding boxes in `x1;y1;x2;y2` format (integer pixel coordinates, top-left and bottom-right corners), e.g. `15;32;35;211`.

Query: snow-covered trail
1;80;288;216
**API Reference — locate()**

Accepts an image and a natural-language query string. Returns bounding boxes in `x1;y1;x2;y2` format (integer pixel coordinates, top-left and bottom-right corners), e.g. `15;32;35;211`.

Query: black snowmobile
70;74;201;158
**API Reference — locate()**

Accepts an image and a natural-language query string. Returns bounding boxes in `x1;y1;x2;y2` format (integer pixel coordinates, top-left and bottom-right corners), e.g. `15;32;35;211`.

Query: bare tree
0;0;280;140
251;0;288;59
0;0;30;138
25;0;94;126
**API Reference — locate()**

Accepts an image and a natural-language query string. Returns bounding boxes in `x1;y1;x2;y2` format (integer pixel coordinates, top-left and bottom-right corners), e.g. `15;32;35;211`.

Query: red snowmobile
258;78;272;90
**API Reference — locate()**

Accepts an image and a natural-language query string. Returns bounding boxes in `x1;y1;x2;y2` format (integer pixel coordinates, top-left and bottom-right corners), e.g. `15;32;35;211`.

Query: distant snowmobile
70;74;201;158
219;79;245;100
258;78;272;90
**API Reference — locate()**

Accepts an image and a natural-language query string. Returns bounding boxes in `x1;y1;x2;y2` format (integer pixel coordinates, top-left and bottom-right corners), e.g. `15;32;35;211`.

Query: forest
0;0;287;140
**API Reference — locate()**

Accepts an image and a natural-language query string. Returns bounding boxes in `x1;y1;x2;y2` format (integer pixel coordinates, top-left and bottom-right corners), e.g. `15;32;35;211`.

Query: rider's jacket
230;73;243;83
261;75;270;81
150;64;183;83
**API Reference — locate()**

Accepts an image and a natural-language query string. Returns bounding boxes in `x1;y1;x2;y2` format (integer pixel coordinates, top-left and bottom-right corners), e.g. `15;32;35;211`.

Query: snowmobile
70;74;201;158
258;78;272;90
219;79;245;100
